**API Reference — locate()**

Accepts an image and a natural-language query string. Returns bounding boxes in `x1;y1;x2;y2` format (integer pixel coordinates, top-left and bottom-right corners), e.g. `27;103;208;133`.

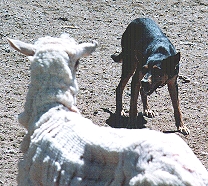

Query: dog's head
141;52;180;95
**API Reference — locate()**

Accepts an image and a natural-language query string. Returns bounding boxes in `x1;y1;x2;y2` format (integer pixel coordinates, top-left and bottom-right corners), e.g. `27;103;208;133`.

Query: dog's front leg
129;70;143;128
140;90;156;118
116;81;125;116
116;73;133;127
115;57;137;127
167;76;190;135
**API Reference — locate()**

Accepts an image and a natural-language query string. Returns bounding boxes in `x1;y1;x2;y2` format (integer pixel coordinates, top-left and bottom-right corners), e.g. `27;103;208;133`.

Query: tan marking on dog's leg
167;76;190;135
140;90;156;118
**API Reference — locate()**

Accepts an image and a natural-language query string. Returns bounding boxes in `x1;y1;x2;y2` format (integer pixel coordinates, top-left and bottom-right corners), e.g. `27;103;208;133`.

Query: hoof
178;125;190;135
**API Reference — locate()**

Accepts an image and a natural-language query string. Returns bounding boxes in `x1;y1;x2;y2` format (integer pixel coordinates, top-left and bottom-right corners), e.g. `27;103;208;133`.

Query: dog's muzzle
141;81;165;95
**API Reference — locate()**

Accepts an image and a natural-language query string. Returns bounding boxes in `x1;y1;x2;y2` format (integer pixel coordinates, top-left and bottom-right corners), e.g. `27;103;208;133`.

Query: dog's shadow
102;108;179;134
102;108;147;129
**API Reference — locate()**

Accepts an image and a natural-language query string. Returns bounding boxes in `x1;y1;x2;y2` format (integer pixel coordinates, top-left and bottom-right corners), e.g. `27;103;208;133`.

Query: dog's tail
111;52;123;63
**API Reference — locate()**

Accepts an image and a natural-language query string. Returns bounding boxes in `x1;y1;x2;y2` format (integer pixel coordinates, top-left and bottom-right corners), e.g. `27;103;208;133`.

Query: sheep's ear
77;40;98;58
7;38;35;56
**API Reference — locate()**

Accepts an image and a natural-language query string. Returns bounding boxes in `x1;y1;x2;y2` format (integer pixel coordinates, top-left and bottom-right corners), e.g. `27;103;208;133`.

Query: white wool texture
9;35;207;186
18;106;208;186
17;34;97;131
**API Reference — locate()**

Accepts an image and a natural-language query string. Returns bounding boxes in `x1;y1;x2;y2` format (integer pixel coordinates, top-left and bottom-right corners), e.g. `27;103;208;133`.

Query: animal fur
8;34;208;186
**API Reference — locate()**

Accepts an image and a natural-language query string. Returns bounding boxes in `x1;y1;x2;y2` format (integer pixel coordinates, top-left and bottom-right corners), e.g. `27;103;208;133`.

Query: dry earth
0;0;207;185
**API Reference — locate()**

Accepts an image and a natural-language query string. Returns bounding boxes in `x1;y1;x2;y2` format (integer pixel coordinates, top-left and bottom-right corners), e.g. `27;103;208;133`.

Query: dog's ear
163;53;180;67
162;52;180;76
173;52;180;65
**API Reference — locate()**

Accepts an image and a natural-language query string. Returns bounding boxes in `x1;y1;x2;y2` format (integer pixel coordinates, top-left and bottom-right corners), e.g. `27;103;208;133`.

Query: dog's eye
142;65;148;74
152;67;163;77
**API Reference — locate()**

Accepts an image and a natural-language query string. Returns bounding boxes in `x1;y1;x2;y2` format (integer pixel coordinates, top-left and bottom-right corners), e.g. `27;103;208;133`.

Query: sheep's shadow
102;108;147;129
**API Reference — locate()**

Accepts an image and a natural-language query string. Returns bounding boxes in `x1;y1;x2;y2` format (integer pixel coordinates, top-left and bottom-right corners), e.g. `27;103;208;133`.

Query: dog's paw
178;125;190;135
143;109;156;118
121;110;128;117
116;110;127;117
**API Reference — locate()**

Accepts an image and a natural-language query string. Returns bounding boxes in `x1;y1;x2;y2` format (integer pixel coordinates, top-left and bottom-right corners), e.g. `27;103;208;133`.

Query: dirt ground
0;0;207;185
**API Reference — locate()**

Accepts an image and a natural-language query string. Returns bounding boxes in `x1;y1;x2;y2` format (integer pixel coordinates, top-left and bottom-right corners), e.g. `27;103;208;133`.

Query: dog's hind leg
167;76;190;135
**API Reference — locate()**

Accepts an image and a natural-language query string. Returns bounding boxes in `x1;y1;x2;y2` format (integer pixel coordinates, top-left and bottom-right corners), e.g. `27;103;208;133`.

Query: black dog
111;18;189;135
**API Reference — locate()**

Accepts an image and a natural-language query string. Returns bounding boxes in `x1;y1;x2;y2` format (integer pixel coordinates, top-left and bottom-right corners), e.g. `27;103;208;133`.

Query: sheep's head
8;34;98;129
8;33;98;82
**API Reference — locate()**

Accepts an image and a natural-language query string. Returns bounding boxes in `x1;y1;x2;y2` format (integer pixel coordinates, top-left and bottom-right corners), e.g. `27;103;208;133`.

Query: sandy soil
0;0;207;185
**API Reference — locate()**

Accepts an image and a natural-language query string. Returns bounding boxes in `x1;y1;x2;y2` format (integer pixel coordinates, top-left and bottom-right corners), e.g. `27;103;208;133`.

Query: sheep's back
18;107;208;186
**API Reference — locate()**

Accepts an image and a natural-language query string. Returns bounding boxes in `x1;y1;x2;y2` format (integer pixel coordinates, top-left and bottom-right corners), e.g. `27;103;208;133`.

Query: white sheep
8;34;208;186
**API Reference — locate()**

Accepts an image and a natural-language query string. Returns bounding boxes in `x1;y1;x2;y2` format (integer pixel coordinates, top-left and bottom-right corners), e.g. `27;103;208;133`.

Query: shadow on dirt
163;130;179;134
102;108;147;129
102;108;179;134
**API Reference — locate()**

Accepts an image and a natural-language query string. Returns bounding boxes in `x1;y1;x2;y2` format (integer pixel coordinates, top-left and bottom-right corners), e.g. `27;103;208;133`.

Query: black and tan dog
111;18;189;135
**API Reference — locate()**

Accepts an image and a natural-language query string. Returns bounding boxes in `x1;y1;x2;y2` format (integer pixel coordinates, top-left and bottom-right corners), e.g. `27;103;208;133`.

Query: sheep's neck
19;80;78;130
19;52;79;129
